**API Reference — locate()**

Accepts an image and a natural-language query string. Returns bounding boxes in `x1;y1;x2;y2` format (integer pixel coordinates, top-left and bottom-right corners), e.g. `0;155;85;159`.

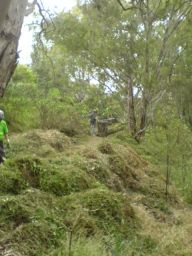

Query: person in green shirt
0;110;10;164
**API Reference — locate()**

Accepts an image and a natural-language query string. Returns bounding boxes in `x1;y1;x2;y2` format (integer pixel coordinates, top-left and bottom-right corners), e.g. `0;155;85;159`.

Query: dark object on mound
97;118;117;137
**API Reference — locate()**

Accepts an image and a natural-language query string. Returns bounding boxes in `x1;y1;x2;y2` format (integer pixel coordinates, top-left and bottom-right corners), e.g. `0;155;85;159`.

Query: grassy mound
0;187;136;255
9;129;71;159
0;130;188;256
2;156;96;196
40;165;95;196
0;166;27;194
61;188;136;234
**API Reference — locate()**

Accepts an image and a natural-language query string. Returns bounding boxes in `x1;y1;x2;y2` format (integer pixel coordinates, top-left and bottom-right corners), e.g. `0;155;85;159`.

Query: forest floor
0;129;192;256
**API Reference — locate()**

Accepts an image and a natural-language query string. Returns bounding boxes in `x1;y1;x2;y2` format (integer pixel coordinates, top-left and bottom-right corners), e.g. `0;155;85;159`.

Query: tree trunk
139;93;148;136
0;0;28;96
127;77;137;136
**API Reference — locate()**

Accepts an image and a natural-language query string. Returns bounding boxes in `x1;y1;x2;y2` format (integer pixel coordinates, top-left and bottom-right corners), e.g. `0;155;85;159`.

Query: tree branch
116;0;138;11
25;0;37;16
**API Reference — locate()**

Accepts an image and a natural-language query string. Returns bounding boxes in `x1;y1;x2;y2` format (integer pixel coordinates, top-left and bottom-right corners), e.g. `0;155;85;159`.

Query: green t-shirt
0;120;8;141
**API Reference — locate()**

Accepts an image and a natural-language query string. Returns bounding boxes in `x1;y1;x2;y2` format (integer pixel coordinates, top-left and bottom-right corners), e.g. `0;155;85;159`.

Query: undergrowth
0;129;191;255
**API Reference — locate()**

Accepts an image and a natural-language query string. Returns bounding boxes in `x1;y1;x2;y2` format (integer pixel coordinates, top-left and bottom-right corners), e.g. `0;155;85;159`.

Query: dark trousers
0;141;5;164
90;120;97;136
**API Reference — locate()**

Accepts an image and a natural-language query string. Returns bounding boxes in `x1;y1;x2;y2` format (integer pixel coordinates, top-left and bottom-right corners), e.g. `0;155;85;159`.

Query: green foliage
1;65;38;131
31;0;192;139
12;65;37;84
115;101;192;202
1;1;192;255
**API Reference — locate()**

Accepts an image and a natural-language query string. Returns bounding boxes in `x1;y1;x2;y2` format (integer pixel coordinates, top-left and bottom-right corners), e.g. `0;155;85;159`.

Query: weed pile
0;130;190;256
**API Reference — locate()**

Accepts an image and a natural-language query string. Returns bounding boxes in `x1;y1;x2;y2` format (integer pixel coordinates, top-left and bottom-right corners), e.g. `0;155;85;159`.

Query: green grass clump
98;141;114;154
61;188;137;235
83;158;111;185
0;190;66;255
40;166;94;196
8;130;71;160
47;236;109;256
82;147;99;159
0;197;31;230
108;153;141;191
12;157;43;188
1;222;62;256
0;165;27;194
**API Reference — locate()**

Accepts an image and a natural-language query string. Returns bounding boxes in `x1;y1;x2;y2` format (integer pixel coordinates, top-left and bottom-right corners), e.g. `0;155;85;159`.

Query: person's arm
3;121;10;147
5;133;10;144
5;133;10;148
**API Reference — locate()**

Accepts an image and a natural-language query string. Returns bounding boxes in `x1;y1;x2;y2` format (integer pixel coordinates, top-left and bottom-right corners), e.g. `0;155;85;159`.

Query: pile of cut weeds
0;131;183;256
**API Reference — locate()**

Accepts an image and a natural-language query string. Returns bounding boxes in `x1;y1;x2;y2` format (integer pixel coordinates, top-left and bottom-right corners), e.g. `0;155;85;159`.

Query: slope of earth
0;129;191;256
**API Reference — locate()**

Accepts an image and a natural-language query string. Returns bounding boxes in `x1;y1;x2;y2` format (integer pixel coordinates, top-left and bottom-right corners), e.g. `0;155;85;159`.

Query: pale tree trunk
0;0;28;96
127;77;137;136
139;91;149;137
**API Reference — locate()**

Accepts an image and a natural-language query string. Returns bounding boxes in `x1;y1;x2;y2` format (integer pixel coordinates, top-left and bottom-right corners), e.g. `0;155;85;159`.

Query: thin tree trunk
165;127;171;202
165;152;170;201
182;154;186;185
139;92;148;135
0;0;28;96
139;0;150;139
127;77;137;136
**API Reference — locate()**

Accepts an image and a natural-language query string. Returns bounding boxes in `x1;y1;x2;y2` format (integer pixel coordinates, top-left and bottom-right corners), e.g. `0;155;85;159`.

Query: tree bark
139;91;149;136
127;77;137;136
0;0;28;96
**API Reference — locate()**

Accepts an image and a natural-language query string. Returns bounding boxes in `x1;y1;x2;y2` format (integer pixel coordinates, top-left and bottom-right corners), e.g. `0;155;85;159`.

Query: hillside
0;130;191;256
